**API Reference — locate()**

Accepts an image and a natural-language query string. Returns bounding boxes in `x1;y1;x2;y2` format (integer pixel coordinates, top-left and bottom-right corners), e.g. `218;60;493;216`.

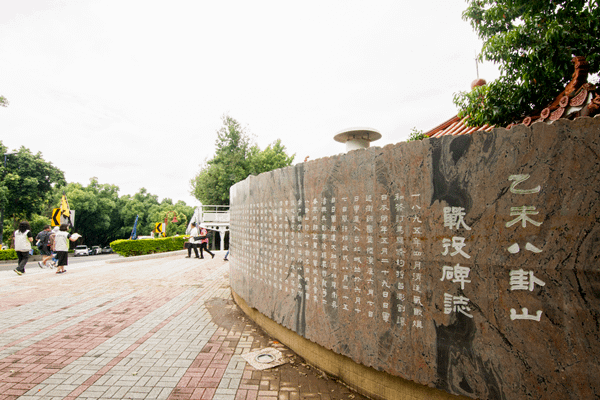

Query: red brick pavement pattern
169;295;369;400
0;296;93;335
0;287;184;399
167;313;241;400
0;255;369;400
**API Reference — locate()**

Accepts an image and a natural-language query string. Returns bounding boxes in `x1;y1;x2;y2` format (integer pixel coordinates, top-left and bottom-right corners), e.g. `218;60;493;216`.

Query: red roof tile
424;56;600;138
426;116;494;138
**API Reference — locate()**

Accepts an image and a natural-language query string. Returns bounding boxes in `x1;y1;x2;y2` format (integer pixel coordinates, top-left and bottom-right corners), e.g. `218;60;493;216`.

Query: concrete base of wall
232;289;470;400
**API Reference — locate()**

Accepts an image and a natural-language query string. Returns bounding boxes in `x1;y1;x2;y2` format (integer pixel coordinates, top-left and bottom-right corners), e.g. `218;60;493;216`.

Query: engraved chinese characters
438;174;547;322
506;174;546;321
230;193;429;330
229;117;600;400
440;206;473;318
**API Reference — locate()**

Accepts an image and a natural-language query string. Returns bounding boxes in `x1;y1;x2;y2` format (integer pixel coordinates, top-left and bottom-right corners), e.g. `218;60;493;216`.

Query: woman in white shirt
186;222;200;258
52;223;79;274
13;220;33;275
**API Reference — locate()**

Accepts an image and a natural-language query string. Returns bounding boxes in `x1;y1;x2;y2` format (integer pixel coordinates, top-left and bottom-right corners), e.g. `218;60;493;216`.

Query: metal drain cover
255;353;276;363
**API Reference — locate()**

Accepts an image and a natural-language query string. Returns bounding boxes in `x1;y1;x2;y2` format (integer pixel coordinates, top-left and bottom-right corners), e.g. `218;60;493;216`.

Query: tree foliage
48;185;194;252
145;198;193;237
407;127;426;142
58;178;121;246
454;0;600;126
0;95;8;107
190;115;295;205
49;184;195;246
117;188;161;240
0;142;195;247
248;139;295;174
0;142;66;224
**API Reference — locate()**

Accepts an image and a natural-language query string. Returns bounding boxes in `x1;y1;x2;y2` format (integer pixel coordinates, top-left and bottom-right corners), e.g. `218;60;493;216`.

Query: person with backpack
12;221;33;275
47;227;60;266
36;225;54;268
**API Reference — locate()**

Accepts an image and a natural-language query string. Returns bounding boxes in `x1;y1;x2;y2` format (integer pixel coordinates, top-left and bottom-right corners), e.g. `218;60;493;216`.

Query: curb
106;249;225;264
106;249;189;264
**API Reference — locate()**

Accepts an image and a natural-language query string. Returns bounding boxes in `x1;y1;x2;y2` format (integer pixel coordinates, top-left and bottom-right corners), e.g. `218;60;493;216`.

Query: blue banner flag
130;215;139;240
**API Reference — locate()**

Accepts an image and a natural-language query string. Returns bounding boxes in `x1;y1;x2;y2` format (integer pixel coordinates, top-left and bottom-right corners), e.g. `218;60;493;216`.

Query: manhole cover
242;347;287;370
255;353;276;363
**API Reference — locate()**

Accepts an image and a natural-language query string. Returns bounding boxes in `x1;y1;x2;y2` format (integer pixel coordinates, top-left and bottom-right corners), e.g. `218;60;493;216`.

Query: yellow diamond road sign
51;208;61;226
51;208;75;227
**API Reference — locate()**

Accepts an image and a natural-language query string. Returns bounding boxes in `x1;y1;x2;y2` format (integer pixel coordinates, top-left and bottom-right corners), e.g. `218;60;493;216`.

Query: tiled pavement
0;253;369;400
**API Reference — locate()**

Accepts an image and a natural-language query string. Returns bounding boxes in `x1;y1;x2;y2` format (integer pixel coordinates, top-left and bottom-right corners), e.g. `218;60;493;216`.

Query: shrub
0;249;17;260
0;248;40;260
407;127;426;142
110;236;189;257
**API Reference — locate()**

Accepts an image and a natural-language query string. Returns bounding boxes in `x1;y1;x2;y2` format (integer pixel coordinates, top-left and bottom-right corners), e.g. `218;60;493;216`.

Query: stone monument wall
229;116;600;400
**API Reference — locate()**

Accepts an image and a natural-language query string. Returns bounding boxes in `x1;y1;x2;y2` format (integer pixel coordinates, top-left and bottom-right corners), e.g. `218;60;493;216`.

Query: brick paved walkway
0;254;368;400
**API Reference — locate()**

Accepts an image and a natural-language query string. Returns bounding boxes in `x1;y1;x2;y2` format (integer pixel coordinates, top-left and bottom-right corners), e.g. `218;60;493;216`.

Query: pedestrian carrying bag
14;230;32;251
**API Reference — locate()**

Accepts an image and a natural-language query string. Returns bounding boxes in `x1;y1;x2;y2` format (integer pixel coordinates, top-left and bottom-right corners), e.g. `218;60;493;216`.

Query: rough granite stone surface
229;116;600;400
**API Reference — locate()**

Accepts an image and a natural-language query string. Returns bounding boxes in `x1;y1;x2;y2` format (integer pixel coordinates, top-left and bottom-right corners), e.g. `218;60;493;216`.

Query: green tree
1;142;65;245
146;199;194;237
58;178;121;246
115;188;194;240
190;115;295;205
29;214;52;241
117;188;161;239
0;95;8;107
454;0;600;126
56;183;195;245
248;139;295;175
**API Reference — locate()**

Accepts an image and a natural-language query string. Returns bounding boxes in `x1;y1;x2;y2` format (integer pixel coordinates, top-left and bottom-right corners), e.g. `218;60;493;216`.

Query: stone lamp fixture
334;127;381;152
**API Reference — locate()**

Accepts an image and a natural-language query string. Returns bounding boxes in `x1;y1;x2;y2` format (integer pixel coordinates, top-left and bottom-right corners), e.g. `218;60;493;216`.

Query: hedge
0;249;17;260
110;236;189;257
0;248;44;260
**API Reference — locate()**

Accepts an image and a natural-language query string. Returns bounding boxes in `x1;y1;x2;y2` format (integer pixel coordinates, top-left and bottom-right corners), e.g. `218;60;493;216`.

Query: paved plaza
0;253;368;400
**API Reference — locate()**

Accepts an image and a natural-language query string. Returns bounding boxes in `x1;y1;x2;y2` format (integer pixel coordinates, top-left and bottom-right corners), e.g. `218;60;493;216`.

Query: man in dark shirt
36;225;54;268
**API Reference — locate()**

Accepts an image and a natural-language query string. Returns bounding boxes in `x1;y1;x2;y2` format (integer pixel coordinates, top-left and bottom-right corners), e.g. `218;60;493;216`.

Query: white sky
0;0;499;206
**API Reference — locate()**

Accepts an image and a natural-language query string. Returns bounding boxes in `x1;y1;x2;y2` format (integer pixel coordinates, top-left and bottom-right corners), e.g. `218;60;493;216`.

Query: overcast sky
0;0;499;206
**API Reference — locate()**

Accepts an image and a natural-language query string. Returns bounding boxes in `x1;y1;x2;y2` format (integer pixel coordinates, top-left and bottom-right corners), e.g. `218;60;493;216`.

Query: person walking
52;223;79;274
47;227;60;266
13;221;33;275
186;222;200;259
198;225;214;259
36;225;54;268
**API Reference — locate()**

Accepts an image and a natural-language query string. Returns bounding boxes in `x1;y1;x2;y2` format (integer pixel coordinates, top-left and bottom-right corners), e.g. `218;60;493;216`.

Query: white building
187;204;230;250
